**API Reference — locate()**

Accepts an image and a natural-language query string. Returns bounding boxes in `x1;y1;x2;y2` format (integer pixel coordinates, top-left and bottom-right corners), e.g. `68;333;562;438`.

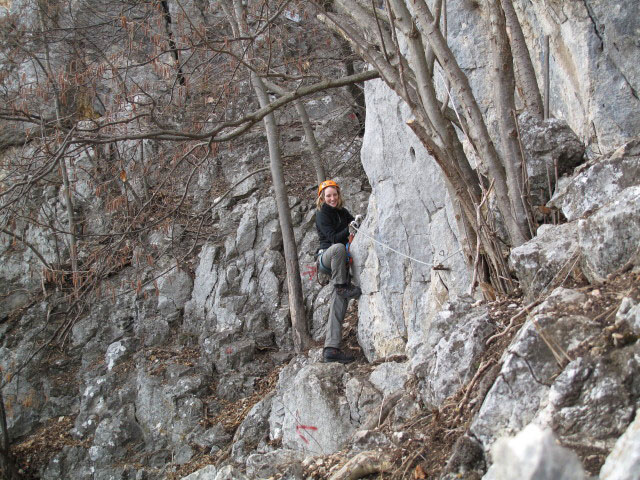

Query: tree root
329;450;393;480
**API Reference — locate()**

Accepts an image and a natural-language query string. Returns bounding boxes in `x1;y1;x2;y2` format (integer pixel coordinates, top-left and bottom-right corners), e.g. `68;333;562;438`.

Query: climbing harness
315;249;331;275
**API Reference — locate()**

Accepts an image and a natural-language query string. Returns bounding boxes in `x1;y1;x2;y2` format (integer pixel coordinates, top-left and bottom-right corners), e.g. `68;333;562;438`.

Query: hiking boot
323;347;355;364
335;283;361;299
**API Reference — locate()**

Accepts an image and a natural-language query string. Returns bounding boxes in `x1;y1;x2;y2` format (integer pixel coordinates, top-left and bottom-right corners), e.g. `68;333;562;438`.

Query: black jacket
316;203;354;250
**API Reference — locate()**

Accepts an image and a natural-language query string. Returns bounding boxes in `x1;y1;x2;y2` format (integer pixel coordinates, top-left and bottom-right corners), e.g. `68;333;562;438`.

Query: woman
315;180;361;364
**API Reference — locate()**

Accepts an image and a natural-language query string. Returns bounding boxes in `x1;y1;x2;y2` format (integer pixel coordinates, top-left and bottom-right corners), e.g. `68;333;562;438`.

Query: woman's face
324;187;339;208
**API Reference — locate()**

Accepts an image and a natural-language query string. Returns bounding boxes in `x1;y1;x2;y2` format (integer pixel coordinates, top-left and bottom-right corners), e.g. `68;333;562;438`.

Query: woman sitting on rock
315;179;362;364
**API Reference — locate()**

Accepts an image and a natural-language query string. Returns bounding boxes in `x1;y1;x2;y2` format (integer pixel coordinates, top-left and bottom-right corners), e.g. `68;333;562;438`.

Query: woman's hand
349;215;363;234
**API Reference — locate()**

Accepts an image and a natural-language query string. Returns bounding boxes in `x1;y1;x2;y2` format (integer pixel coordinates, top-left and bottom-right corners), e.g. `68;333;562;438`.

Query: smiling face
323;187;340;208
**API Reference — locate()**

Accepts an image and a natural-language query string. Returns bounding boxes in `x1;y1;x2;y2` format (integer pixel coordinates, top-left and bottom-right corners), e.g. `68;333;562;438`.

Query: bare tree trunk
263;79;327;184
337;37;366;135
0;391;20;480
501;0;543;119
487;0;532;240
411;0;528;246
294;100;327;184
227;0;311;352
37;1;80;288
253;77;311;352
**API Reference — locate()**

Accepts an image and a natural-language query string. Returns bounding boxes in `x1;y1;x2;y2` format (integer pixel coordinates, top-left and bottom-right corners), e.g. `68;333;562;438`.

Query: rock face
517;111;585;206
549;139;640;222
355;78;471;361
2;1;640;479
511;138;640;300
513;0;640;150
275;362;355;455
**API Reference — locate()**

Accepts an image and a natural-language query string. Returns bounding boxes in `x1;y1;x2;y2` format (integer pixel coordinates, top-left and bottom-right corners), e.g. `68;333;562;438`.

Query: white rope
351;224;460;268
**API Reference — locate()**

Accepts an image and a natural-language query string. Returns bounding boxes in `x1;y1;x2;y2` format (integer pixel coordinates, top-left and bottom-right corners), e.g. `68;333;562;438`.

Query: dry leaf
414;464;427;479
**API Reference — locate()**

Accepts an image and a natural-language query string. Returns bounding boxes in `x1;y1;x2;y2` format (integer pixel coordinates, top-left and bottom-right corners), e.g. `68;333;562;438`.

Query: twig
455;359;495;419
486;299;540;346
532;318;572;368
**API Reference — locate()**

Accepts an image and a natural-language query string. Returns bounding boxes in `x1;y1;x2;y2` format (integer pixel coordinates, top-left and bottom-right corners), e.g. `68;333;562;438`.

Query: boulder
411;297;493;407
231;393;274;463
277;363;356;454
549;138;640;222
88;405;143;464
368;362;408;397
578;185;640;282
245;449;304;479
517;111;585;206
345;376;383;426
43;446;92;480
616;297;640;335
483;424;586;480
537;344;640;451
509;222;580;302
157;266;193;316
180;465;218;480
105;338;136;371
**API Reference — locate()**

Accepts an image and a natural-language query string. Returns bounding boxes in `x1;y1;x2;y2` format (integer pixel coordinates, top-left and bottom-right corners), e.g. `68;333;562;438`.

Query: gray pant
319;243;350;349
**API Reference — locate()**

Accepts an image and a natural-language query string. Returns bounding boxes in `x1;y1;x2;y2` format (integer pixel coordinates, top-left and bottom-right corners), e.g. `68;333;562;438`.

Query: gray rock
578;185;640;282
356;78;471;361
538;344;640;450
411;297;493;406
245;449;304;479
483;424;585;480
213;336;256;373
105;338;136;371
278;363;356;454
214;465;249;480
517;111;585;206
389;394;422;428
550;139;640;222
157;267;193;316
471;288;601;447
616;297;640;335
599;408;640;480
269;356;310;442
512;1;640;150
345;376;383;426
231;393;274;463
43;446;92;480
351;430;392;452
189;423;231;450
180;465;217;480
509;222;580;302
89;405;143;464
135;360;209;450
368;362;408;397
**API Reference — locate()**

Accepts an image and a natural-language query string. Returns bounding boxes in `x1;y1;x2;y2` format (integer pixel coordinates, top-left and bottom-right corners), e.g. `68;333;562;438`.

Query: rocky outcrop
512;0;640;150
470;288;602;446
511;138;640;301
411;297;494;407
355;78;471;361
